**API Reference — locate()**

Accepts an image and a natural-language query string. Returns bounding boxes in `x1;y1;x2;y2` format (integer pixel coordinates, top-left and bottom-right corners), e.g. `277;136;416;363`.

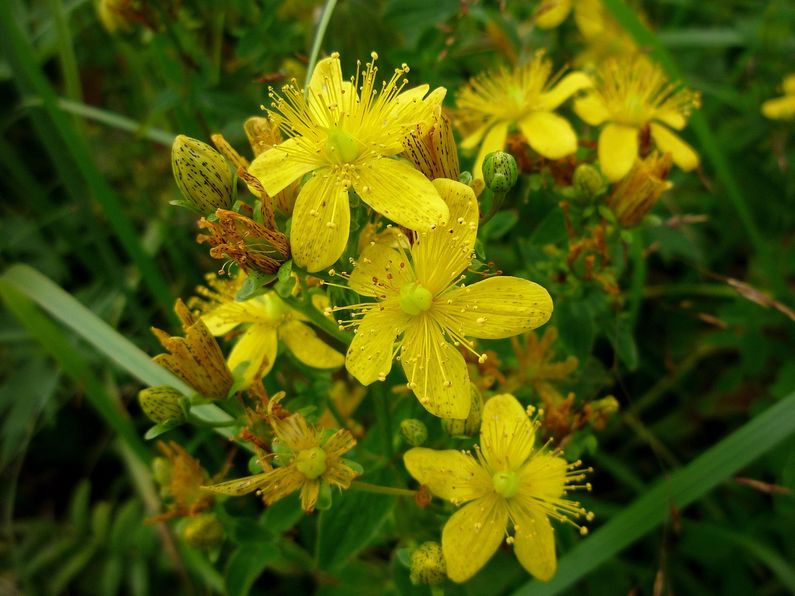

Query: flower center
399;282;434;316
492;470;520;498
325;127;361;163
262;294;290;324
295;447;327;479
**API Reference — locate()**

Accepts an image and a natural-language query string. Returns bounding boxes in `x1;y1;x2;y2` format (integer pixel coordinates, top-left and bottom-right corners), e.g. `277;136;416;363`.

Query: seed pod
400;419;428;446
171;135;233;214
573;163;606;201
138;386;186;424
181;513;224;549
410;541;447;585
441;384;483;437
482;151;518;194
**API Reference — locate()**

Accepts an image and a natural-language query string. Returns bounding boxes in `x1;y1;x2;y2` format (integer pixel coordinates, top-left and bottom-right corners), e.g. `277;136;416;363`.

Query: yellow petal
204;466;303;504
354;158;448;232
442;495;509;583
290;170;351;272
390;84;433;126
761;95;795;120
654;109;687;130
412;178;479;294
573;93;609;126
538;72;592;111
510;498;557;581
203;471;272;496
519;111;578;160
345;301;409;385
459;120;493;150
534;0;572;28
300;479;321;512
308;56;350;127
480;394;536;472
436;276;553;339
783;74;795;96
279;321;344;369
348;243;415;298
400;316;471;418
598;123;639;181
323;428;357;458
472;120;509;180
249;138;319;196
518;455;568;500
228;324;278;387
649;123;699;171
404;447;492;504
202;302;246;336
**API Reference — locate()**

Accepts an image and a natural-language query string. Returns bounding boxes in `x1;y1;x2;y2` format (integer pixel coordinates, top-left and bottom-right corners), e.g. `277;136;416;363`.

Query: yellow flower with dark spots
404;394;592;583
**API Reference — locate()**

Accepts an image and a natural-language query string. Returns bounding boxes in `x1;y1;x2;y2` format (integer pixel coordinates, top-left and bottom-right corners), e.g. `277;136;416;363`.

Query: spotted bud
410;541;446;585
573;164;606;201
400;419;428;446
138;386;186;424
181;513;224;549
482;151;518;194
171;135;233;214
441;384;483;437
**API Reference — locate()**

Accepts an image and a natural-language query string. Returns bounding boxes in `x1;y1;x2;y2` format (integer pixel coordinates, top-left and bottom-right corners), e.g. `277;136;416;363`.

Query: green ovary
295;447;327;479
492;470;520;498
399;282;434;316
325;127;361;163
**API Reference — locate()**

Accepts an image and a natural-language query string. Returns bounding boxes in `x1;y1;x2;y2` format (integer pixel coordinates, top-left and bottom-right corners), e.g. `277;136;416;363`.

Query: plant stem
350;481;416;498
304;0;338;90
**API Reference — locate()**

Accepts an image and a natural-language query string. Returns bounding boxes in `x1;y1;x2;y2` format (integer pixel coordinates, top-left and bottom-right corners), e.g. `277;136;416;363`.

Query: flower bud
441;384;483;437
151;456;172;488
572;164;606;201
410;541;446;585
138;386;186;424
607;152;673;227
181;513;224;549
171;135;233;214
482;151;518;194
400;419;428;446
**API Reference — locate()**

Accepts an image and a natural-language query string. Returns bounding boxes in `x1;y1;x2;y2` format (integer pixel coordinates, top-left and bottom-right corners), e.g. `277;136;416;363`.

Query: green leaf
236;270;277;301
316;471;398;571
225;543;280;596
480;210;519;241
528;208;568;247
275;260;294;298
513;389;795;596
555;299;595;363
143;419;184;440
604;314;639;371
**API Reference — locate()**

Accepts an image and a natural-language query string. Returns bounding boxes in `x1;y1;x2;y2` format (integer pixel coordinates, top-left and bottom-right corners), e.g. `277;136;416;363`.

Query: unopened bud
410;541;446;585
138;386;186;424
592;395;620;416
442;384;483;437
573;164;606;201
607;152;673;227
482;151;518;194
171;135;233;214
151;456;172;488
181;513;224;549
400;419;428;446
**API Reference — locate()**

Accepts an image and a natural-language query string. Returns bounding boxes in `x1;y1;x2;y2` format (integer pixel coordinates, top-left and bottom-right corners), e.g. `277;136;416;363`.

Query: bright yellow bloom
534;0;607;36
193;273;344;388
204;395;359;512
249;52;449;272
761;74;795;121
404;394;591;583
574;56;700;181
456;51;592;178
336;179;553;418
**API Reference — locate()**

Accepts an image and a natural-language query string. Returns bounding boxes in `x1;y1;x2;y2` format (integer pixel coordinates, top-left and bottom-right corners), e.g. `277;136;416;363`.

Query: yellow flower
761;74;795;121
249;52;450;272
574;56;700;181
404;394;591;583
204;396;359;512
534;0;606;36
151;299;233;400
456;51;592;178
336;179;553;418
193;273;344;388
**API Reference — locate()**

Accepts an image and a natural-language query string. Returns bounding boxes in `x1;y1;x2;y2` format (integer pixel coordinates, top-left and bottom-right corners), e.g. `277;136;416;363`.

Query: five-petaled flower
336;178;553;419
404;394;592;583
574;56;700;181
249;52;450;272
456;50;592;178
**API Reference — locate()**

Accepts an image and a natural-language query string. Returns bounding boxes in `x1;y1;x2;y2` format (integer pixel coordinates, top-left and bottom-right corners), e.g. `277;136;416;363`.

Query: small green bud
410;541;447;585
482;151;518;194
181;513;224;549
171;135;233;214
400;419;428;446
573;164;607;201
138;386;186;424
441;384;483;437
151;456;171;488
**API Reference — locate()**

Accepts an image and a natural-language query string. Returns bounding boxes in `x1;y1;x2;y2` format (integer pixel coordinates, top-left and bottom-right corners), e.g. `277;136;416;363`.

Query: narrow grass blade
513;389;795;596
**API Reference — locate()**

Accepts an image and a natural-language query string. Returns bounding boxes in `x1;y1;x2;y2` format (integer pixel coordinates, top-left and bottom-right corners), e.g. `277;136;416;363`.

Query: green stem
350;481;416;498
304;0;338;90
46;0;82;102
284;294;352;346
